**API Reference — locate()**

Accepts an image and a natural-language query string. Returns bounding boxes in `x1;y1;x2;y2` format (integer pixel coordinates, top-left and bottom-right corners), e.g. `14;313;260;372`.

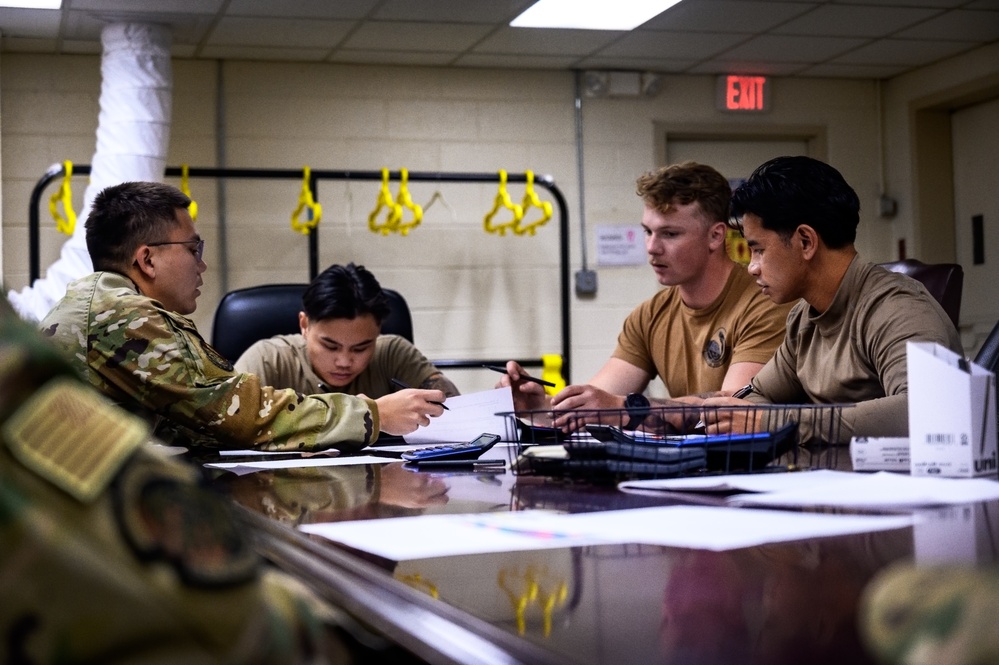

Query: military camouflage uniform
860;562;999;664
0;295;356;663
40;272;378;451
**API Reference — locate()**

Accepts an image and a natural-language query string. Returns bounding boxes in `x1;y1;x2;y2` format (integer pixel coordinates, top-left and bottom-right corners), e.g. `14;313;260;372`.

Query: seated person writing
501;162;792;428
701;156;963;443
40;181;445;452
235;262;458;401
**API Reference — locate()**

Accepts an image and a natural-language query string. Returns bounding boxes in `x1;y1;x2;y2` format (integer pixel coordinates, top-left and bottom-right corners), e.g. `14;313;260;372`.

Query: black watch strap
624;393;650;430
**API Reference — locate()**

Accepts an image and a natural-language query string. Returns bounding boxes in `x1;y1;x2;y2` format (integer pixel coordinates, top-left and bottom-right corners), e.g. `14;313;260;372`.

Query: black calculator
401;433;501;463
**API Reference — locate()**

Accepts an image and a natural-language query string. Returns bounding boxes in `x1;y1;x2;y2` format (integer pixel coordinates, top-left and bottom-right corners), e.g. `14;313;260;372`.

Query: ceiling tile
829;0;964;6
644;0;816;32
208;17;353;48
373;0;533;23
0;8;62;38
895;9;999;41
331;50;459;67
343;20;493;52
830;37;976;66
197;45;329;62
576;55;699;73
720;34;870;63
454;53;580;69
800;62;909;79
774;5;940;37
473;26;622;57
600;30;748;60
227;0;379;19
71;0;224;15
687;59;810;76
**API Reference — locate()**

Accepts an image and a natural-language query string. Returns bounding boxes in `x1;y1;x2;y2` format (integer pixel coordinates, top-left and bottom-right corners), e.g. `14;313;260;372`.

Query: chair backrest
879;258;963;328
974;319;999;374
211;283;414;363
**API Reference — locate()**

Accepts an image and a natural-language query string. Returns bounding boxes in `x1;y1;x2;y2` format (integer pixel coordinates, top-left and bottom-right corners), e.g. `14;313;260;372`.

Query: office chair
974;319;999;374
879;259;963;328
211;283;414;362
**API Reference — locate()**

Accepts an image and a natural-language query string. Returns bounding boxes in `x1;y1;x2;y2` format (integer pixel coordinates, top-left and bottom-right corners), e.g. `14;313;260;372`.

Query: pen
482;364;557;388
694;384;755;430
389;378;449;410
412;459;505;470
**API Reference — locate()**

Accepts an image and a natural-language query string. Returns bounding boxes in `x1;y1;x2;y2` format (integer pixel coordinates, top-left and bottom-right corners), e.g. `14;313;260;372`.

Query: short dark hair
302;263;390;324
85;181;192;272
730;156;860;249
635;162;731;224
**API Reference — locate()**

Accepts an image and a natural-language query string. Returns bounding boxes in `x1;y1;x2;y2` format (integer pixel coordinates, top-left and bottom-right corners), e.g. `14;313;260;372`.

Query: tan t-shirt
235;333;440;398
746;257;964;443
613;264;792;396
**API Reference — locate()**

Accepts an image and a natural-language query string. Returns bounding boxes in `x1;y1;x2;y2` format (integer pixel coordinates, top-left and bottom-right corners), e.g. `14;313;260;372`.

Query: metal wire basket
499;404;852;482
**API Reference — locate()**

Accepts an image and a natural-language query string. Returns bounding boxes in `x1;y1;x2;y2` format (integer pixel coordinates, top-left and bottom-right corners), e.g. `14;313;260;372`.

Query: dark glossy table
208;454;999;665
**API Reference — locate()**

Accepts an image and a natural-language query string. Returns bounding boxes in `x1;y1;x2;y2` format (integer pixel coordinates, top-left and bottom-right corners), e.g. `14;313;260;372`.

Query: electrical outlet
575;269;598;295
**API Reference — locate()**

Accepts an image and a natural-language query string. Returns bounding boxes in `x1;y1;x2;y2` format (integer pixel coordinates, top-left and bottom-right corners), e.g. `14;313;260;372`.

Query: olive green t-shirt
236;333;439;398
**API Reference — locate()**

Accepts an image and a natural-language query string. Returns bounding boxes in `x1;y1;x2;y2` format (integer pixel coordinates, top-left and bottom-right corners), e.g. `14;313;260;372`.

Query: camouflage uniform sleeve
0;303;357;663
87;299;378;451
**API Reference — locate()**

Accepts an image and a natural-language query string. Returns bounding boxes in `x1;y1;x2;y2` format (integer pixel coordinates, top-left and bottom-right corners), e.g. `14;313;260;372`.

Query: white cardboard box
850;436;910;472
907;341;998;478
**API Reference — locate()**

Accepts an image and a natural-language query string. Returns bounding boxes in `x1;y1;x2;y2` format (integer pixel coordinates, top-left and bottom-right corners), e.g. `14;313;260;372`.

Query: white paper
730;471;999;509
403;387;514;444
300;505;914;560
205;455;395;476
217;448;340;457
618;469;853;494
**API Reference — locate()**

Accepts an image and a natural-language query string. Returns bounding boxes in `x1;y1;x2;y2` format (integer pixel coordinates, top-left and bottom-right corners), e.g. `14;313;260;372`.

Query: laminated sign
907;341;997;478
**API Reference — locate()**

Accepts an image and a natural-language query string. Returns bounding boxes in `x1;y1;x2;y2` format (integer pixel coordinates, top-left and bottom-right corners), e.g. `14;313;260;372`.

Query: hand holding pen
486;362;552;412
374;380;448;435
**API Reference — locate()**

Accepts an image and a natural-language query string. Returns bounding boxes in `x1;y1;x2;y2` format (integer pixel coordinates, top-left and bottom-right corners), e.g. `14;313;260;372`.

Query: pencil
482;364;557;388
389;378;449;410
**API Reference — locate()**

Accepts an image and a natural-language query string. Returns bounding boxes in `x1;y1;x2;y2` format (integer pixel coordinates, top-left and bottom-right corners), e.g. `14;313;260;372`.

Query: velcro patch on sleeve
3;377;150;503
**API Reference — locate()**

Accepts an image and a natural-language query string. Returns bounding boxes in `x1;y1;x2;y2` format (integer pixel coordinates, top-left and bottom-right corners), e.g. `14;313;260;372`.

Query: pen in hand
390;378;449;410
482;364;557;388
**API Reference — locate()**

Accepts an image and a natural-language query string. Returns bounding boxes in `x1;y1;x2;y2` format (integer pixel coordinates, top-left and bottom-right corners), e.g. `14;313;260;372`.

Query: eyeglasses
147;238;205;262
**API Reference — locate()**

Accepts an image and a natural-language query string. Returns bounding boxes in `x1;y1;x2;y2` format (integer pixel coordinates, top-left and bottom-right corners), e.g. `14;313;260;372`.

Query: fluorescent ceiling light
511;0;682;31
0;0;61;7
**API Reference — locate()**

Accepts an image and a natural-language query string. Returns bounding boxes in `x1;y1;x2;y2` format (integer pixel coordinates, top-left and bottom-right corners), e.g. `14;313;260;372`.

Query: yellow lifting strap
512;170;553;236
290;166;322;235
393;168;424;236
49;160;77;236
541;353;566;396
180;164;199;222
483;170;523;236
368;168;403;235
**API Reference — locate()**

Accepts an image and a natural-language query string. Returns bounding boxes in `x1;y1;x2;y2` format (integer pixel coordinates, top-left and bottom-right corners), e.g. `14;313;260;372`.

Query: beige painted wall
2;50;990;390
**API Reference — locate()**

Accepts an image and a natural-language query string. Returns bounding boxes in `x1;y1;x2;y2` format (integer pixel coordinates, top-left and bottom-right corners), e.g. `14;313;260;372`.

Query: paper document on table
300;505;914;559
403;386;514;444
618;469;853;494
205;455;394;476
729;471;999;509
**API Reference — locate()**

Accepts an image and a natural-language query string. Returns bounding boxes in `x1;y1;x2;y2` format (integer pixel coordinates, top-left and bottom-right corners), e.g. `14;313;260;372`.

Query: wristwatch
623;392;650;430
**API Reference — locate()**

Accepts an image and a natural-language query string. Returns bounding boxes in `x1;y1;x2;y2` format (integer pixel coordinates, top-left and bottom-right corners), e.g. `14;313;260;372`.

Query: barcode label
923;433;955;444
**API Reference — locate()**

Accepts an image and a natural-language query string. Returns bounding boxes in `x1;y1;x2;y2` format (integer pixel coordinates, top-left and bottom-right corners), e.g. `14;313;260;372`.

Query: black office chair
211;283;414;362
974;319;999;374
879;258;964;328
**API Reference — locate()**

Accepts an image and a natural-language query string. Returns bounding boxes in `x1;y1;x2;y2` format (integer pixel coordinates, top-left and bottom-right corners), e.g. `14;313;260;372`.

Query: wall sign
716;75;771;113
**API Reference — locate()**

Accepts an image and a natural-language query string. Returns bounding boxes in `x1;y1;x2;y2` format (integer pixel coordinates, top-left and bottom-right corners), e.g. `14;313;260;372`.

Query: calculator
401;433;501;462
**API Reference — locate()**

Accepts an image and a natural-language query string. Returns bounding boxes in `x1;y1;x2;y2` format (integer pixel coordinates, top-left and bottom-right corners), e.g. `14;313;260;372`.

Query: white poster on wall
596;225;645;266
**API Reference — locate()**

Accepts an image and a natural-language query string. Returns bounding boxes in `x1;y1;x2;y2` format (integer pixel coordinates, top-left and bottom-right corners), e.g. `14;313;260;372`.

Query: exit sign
716;75;771;113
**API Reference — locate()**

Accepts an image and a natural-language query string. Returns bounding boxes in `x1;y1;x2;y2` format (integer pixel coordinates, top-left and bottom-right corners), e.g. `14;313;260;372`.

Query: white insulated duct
9;22;172;321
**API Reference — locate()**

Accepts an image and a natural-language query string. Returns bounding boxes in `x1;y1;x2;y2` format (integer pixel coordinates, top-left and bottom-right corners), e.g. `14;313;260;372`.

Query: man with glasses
39;181;445;452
